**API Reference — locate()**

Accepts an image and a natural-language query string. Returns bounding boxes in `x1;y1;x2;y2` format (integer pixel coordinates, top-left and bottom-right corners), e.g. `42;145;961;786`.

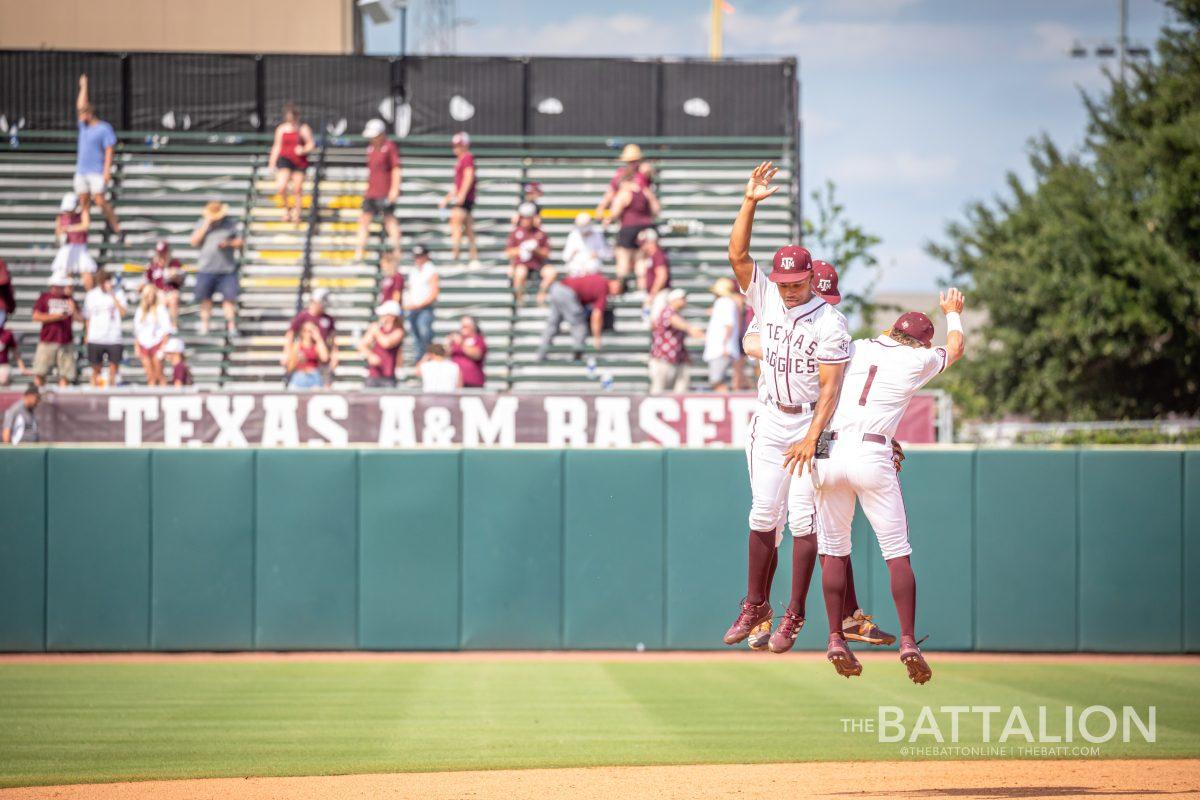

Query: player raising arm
815;288;966;683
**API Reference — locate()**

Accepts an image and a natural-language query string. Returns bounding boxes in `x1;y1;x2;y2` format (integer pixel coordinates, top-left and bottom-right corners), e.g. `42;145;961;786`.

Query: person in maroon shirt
281;288;338;384
163;338;192;387
357;301;405;389
536;273;622;361
447;315;487;388
0;320;25;387
0;257;15;327
438;132;479;267
354;119;403;262
145;240;184;324
505;202;552;305
594;143;650;217
639;228;671;311
648;288;704;394
31;276;80;387
608;173;660;290
376;252;404;307
267;104;314;224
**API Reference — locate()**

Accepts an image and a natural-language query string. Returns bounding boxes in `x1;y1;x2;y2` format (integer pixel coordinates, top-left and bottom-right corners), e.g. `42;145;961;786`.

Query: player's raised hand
939;287;964;314
744;161;780;203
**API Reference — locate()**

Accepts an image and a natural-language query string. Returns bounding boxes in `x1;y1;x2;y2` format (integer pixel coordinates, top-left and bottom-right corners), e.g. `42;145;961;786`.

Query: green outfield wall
1;448;1196;653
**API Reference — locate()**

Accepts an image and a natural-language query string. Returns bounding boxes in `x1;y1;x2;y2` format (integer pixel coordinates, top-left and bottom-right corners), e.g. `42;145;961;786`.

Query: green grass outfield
0;657;1197;788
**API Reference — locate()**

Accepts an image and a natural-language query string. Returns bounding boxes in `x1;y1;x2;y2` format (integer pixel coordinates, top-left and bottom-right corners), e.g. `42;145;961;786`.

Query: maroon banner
13;391;941;447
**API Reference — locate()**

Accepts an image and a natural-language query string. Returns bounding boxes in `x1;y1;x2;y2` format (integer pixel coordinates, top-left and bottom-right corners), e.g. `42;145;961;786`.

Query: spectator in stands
0;315;24;387
506;202;551;305
731;292;749;391
416;343;461;392
594;143;648;218
358;301;405;389
404;244;439;360
703;278;741;393
133;283;173;387
164;338;192;387
354;119;402;262
438;132;480;267
640;229;670;313
52;192;98;290
286;320;330;390
283;288;338;386
2;385;40;445
608;172;660;290
83;270;125;388
145;240;184;325
31;275;79;388
510;181;544;225
447;315;487;389
191;201;243;336
0;257;16;328
267;103;314;224
536;273;623;361
648;288;704;395
562;213;610;278
377;251;404;306
74;75;121;237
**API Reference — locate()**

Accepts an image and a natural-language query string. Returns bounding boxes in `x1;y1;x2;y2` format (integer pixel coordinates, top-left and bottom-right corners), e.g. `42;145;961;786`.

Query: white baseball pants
814;438;912;560
744;404;819;537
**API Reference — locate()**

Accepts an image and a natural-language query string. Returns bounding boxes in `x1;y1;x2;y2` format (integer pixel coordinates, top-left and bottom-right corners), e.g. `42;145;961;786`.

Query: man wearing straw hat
190;200;243;336
594;143;650;219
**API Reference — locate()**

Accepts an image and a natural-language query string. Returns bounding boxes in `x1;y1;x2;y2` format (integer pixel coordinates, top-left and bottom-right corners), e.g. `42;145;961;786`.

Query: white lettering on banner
594;397;632;447
728;397;758;448
377;396;417;446
162;396;203;447
307;395;349;446
423;406;455;444
461;396;517;446
683;397;725;447
638;397;681;446
206;395;254;446
545;397;589;446
261;395;300;447
108;397;159;445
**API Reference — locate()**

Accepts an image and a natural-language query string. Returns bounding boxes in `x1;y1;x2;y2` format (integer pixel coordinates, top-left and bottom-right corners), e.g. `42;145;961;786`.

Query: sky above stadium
367;0;1170;293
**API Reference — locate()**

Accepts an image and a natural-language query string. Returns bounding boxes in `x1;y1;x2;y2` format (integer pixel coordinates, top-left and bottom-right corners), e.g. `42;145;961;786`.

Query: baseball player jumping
741;261;896;653
815;289;967;683
722;162;853;653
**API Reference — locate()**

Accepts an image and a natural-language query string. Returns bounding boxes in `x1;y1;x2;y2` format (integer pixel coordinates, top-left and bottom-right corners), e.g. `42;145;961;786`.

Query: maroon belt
830;432;889;445
774;400;816;415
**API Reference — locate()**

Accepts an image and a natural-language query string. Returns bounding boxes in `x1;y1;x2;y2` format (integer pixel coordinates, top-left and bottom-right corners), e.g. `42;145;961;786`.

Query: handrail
296;130;329;317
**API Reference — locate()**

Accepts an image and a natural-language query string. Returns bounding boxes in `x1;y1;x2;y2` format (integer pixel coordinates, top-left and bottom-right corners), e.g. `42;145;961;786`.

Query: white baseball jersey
830;337;948;440
742;263;850;407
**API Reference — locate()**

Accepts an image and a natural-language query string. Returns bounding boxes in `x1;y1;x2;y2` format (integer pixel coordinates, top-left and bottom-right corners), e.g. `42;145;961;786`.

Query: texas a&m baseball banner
21;392;940;447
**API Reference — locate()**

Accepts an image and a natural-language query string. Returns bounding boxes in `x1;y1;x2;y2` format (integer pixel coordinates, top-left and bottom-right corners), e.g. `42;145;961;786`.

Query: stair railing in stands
295;129;330;317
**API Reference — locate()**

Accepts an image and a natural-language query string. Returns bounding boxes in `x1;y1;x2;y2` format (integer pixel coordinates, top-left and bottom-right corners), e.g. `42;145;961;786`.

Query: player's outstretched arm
940;288;966;366
728;161;779;293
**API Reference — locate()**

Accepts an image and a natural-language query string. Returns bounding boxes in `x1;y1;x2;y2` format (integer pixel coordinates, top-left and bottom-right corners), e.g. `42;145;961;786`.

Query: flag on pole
722;1;735;12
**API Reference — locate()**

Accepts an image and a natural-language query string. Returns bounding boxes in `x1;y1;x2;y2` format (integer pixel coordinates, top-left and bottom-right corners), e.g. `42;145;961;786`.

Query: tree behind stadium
928;0;1200;420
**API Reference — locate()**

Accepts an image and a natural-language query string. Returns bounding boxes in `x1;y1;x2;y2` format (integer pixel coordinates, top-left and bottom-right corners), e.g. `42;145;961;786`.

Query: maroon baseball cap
769;245;813;284
811;260;841;305
891;311;935;347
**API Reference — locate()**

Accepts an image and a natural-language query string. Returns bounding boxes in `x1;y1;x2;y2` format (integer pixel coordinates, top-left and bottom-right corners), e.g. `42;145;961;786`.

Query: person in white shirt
815;288;966;686
404;244;439;359
416;343;461;393
133;283;174;386
561;213;610;277
703;277;741;392
82;270;125;387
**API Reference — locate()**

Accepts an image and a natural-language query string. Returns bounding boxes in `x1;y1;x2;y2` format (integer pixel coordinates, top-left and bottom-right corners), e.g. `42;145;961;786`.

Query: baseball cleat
723;599;773;645
842;610;896;646
826;633;862;678
747;619;773;651
767;610;805;653
900;636;932;685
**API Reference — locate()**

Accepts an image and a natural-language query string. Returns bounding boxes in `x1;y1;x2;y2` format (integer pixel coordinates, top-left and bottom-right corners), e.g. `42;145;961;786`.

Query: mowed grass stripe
0;661;1196;788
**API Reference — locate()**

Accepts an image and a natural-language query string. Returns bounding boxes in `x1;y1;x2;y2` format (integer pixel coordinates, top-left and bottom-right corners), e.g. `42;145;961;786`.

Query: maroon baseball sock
786;534;818;617
761;545;780;605
746;530;776;605
842;558;861;621
821;554;851;634
886;555;917;639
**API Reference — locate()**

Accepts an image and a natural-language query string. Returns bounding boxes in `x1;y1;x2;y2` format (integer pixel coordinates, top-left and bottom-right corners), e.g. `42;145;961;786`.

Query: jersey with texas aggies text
741;262;850;406
831;336;948;439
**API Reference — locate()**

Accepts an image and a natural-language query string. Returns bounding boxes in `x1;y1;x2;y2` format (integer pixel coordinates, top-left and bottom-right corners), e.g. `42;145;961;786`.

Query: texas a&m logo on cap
769;245;813;284
892;311;935;346
811;260;842;304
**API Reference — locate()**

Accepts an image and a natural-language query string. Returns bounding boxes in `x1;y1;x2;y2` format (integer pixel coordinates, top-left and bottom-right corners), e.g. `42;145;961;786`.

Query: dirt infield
2;760;1197;800
3;650;1197;665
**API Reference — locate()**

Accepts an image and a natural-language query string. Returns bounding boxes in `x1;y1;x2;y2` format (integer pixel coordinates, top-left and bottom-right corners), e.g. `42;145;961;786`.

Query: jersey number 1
858;365;878;405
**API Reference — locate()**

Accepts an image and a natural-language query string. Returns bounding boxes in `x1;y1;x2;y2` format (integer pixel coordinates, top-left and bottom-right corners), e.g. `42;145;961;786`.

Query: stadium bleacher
0;131;795;391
